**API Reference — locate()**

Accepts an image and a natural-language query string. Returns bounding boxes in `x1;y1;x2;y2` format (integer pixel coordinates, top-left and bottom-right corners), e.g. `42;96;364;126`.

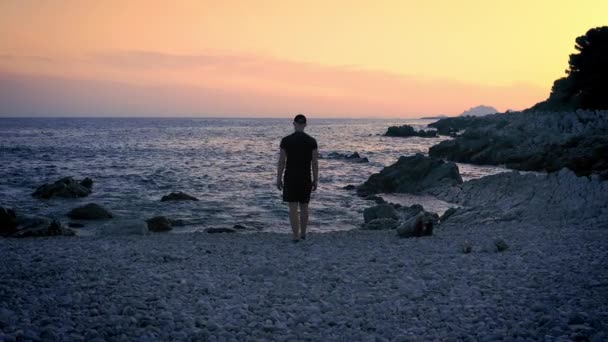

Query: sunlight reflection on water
0;117;507;232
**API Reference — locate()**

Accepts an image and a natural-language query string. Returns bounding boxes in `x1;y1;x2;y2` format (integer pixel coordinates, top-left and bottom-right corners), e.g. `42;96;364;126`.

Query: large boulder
358;154;463;195
67;203;112;220
385;125;437;138
363;204;399;223
0;207;18;236
161;192;199;202
32;177;93;199
146;216;173;232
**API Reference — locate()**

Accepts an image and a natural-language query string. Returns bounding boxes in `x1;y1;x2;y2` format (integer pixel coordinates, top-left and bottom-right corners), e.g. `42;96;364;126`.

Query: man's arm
276;148;287;190
311;149;319;191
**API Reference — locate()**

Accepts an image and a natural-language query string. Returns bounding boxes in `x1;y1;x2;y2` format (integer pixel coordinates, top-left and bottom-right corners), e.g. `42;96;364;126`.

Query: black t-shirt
280;131;318;179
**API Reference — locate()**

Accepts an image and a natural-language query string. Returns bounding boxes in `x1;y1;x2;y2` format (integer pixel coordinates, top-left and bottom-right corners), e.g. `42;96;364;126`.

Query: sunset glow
1;0;606;117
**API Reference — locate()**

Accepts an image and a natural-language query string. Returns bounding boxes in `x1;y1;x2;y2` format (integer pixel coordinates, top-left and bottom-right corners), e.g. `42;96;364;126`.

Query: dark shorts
282;176;312;203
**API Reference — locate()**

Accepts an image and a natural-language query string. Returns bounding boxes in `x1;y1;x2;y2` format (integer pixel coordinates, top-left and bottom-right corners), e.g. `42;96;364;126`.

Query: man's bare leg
299;202;309;239
288;202;300;240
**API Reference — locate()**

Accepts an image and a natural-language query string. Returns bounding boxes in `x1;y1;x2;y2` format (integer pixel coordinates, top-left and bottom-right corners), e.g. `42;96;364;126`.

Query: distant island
419;115;449;119
458;105;498;117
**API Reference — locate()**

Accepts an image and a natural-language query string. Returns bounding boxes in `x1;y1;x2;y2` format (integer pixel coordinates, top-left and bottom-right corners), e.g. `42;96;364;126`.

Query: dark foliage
528;26;608;111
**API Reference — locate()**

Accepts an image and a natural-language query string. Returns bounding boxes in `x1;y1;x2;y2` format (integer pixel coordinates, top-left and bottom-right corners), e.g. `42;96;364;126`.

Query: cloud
0;51;548;117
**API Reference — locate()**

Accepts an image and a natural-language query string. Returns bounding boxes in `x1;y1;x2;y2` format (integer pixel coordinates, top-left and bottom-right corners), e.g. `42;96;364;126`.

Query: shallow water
0;117;506;232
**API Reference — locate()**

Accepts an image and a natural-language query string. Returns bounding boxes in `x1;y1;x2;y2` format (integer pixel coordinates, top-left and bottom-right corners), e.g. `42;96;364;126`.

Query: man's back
280;131;317;178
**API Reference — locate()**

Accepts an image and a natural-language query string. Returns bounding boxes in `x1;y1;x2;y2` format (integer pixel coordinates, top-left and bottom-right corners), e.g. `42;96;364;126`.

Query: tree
567;26;608;109
528;26;608;111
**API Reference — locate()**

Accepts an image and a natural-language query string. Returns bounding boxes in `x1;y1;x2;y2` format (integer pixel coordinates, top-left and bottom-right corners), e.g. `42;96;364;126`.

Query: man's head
293;114;307;132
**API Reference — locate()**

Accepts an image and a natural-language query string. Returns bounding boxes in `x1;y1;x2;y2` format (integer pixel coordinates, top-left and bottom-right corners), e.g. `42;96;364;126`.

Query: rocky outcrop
0;207;18;236
161;192;199;202
146;216;172;232
32;177;94;199
67;203;112;220
358;154;463;196
429;110;608;177
384;125;437;138
437;168;608;226
322;152;369;163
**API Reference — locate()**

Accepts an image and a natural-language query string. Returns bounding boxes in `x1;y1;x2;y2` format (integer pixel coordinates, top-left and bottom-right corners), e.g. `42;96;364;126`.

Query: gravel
1;220;607;341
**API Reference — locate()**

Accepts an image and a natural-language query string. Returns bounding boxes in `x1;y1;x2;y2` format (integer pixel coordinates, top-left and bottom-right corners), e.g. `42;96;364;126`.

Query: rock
384;125;437;138
343;185;357;190
169;219;186;227
462;240;473;254
363;204;398;223
0;206;18;236
396;212;436;238
428;110;608;177
358;154;463;195
364;194;386;204
440;207;458;222
161;192;199;202
98;220;148;236
362;218;399;230
146;216;172;232
436;168;608;225
494;238;509;252
32;176;93;199
10;219;75;238
205;227;237;234
67;203;112;220
323;152;369;163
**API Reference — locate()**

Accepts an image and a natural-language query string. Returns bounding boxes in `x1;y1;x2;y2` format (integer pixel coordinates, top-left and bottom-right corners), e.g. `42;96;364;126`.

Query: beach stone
146;216;172;232
363;204;398;223
0;206;18;236
205;227;237;234
494;238;509;252
384;125;437;138
161;192;199;202
32;176;93;199
358;153;463;195
362;218;399;230
11;219;75;238
67;203;112;220
396;212;435;238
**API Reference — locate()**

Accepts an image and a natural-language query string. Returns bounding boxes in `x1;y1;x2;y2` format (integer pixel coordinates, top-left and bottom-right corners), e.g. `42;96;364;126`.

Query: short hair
293;114;307;124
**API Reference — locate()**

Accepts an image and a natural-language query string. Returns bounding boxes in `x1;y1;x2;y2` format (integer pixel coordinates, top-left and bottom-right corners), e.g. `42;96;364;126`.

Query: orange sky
0;0;606;117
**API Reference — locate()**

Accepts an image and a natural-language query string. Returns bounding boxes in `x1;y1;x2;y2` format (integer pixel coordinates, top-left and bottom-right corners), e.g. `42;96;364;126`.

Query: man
277;114;318;242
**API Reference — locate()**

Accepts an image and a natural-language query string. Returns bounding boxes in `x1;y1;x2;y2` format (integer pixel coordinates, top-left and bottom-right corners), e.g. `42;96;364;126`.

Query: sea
0;117;507;233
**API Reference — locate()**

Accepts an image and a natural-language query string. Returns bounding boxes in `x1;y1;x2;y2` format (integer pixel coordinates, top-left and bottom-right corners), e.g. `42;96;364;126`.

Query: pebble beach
1;218;607;341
